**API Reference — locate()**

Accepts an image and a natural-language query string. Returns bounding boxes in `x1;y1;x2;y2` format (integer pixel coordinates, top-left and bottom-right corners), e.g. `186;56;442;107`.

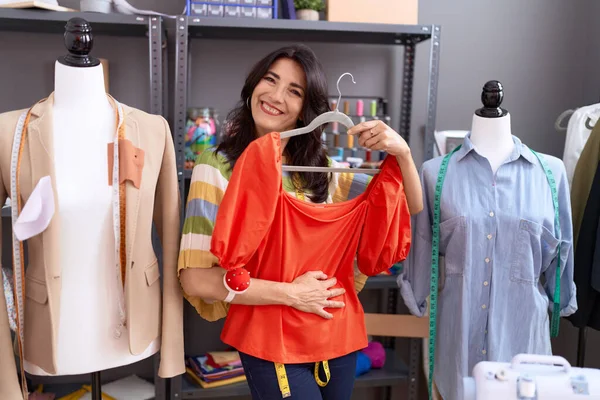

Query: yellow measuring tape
314;361;331;386
274;363;291;398
272;185;332;398
273;360;330;398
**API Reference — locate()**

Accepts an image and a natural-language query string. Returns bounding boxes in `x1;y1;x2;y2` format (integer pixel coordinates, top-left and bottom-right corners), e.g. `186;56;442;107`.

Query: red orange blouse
211;131;412;363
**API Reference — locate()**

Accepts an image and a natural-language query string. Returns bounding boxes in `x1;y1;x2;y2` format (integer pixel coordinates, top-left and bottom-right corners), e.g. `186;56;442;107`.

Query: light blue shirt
397;134;577;400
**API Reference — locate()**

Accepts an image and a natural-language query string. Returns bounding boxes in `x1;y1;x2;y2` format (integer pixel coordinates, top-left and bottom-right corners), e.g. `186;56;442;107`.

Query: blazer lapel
25;94;62;281
122;105;141;267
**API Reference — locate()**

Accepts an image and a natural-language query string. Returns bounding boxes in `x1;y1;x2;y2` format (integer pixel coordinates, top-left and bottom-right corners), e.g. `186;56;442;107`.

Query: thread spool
356;100;364;116
332;121;339;134
370;100;377;117
343;101;350;115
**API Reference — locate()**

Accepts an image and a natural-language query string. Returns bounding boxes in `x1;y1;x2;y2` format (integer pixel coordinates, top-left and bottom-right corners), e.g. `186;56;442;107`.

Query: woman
178;44;422;399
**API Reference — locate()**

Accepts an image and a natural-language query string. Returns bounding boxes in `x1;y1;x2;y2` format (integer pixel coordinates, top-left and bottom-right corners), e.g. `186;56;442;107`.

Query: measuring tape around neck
111;98;128;339
10;108;32;399
428;145;562;400
529;149;562;338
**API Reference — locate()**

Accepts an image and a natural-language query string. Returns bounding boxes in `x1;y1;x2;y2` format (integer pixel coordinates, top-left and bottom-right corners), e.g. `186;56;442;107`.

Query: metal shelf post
424;25;442;161
149;16;164;116
174;16;190;216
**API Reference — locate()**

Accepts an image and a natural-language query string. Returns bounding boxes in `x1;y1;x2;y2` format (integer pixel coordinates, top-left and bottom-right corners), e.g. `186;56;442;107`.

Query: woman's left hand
347;120;409;158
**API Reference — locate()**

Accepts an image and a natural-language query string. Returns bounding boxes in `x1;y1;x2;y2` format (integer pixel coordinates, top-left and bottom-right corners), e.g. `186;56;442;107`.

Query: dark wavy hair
216;44;331;203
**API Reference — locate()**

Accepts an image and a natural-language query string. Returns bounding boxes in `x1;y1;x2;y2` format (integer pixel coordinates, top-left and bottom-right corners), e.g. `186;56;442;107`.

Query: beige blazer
0;94;185;399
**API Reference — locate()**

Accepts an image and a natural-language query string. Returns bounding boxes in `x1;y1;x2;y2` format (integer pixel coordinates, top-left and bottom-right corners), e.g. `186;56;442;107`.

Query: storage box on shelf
187;0;277;19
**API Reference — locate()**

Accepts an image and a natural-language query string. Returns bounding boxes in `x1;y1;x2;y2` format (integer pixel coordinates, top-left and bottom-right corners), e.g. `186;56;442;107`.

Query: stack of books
186;351;246;389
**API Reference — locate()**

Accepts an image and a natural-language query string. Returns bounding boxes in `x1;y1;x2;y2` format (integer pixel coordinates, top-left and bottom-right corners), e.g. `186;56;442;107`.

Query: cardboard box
326;0;418;25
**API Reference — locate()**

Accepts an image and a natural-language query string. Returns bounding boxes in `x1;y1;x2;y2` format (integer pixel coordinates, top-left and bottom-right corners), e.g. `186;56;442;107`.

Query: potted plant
294;0;324;21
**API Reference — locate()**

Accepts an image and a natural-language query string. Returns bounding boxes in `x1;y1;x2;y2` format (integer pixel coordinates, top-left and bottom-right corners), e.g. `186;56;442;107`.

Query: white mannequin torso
470;113;515;174
23;61;159;376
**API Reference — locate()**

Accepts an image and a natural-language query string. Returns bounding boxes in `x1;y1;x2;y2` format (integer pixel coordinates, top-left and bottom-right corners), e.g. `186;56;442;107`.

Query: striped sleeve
330;159;374;203
177;149;232;321
328;158;374;292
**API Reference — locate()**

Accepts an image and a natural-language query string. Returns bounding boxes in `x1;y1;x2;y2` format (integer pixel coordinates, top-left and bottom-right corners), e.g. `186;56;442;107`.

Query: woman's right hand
285;271;346;319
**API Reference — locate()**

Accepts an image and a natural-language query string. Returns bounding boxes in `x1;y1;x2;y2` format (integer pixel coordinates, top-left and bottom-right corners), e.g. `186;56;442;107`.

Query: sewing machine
461;354;600;399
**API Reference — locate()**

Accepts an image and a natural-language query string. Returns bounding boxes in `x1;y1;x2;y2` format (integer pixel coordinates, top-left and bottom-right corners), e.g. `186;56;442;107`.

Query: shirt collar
455;132;537;164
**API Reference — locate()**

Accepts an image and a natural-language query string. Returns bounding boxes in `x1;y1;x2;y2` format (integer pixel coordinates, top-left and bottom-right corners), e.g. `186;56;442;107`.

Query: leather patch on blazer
107;139;145;189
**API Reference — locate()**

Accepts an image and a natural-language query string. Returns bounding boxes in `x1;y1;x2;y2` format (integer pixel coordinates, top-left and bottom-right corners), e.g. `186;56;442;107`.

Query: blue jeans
239;351;358;400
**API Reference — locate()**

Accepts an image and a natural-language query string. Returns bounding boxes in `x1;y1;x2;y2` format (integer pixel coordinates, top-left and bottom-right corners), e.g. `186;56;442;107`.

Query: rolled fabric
362;341;386;369
355;351;372;376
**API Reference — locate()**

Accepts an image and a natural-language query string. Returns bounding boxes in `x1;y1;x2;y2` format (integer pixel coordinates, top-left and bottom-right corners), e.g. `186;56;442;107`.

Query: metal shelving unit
0;8;168;399
172;15;441;400
0;8;165;116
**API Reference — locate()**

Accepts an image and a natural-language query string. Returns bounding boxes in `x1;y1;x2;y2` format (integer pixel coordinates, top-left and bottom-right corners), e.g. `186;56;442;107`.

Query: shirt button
489;211;494;217
487;234;492;240
482;304;487;309
482;349;487;355
483;281;489;286
485;258;490;263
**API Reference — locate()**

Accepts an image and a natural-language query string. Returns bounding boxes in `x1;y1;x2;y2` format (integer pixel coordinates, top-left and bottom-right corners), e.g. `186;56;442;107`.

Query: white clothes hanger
280;72;356;140
554;109;574;132
281;72;381;174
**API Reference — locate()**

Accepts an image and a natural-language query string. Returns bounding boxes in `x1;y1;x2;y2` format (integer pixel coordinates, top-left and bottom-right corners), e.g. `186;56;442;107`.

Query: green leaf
293;0;324;12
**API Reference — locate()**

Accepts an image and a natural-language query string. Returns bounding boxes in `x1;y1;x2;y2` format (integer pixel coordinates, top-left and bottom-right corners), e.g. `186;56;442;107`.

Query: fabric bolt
562;104;600;186
177;142;374;322
210;131;411;363
398;133;577;400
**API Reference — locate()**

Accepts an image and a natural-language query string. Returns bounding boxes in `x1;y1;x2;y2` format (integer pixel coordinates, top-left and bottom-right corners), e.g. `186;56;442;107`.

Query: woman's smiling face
250;57;307;137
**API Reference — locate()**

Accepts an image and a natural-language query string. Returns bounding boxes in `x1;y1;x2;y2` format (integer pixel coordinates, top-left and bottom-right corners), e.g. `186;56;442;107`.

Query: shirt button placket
482;189;497;357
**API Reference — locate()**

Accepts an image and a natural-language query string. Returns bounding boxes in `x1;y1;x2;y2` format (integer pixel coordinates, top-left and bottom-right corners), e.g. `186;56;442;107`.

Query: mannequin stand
91;371;101;399
577;327;587;367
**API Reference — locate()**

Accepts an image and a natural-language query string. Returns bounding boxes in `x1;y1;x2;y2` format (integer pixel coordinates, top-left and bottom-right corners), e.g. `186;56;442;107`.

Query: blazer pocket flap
25;277;48;304
145;262;160;286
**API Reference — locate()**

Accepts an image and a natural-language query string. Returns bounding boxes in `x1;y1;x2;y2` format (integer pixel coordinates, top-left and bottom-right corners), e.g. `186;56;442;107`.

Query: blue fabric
239;351;358;400
397;133;577;400
355;351;371;377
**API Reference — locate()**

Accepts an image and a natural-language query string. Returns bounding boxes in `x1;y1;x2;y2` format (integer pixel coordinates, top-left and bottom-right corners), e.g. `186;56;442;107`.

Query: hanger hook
336;72;356;112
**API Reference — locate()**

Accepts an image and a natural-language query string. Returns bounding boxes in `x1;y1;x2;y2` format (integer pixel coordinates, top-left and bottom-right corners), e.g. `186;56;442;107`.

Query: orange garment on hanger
211;131;412;363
